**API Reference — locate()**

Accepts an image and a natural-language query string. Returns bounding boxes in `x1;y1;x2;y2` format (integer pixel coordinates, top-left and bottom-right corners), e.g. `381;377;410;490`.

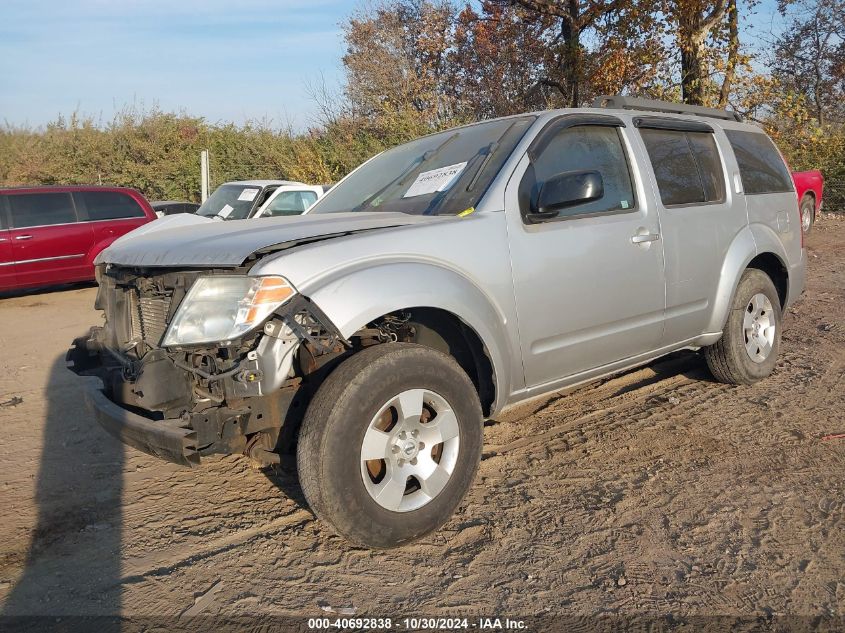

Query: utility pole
200;150;210;202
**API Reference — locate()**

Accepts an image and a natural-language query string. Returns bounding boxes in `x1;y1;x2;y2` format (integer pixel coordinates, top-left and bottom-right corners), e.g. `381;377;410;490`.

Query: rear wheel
704;268;782;385
800;194;815;234
297;343;483;548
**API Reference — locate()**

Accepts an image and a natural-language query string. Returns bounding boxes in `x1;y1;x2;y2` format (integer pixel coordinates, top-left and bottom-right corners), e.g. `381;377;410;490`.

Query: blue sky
0;0;789;130
0;0;351;129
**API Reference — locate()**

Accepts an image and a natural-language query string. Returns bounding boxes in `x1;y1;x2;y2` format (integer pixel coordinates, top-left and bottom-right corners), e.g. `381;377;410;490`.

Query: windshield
197;184;263;220
309;116;536;216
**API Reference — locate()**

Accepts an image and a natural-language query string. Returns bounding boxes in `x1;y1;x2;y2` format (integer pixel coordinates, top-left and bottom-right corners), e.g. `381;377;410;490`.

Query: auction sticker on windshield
238;188;260;202
403;161;467;198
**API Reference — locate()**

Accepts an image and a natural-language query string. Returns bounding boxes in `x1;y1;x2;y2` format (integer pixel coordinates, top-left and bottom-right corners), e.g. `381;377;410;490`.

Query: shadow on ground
2;354;124;627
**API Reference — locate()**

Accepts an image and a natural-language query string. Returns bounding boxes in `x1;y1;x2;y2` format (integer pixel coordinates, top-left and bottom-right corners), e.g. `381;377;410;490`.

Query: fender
703;224;791;335
299;261;514;415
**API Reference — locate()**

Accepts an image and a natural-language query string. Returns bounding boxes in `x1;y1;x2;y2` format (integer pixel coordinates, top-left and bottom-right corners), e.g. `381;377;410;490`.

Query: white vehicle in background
196;180;326;221
251;183;327;218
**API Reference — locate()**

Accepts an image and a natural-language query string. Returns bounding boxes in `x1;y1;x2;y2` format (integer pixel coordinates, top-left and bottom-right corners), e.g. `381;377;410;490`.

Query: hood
97;212;450;267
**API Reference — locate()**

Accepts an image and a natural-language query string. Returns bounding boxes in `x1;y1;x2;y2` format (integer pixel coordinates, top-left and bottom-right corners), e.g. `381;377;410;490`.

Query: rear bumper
85;384;200;467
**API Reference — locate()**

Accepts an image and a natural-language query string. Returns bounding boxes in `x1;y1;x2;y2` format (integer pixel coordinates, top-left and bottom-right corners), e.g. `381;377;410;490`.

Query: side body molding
302;261;514;415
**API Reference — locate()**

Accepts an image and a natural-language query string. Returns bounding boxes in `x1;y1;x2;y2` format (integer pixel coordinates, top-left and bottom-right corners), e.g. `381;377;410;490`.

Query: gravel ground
0;218;843;625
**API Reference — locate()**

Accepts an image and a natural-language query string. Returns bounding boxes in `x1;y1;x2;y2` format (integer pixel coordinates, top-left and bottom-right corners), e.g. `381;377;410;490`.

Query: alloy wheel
743;292;776;363
360;389;460;512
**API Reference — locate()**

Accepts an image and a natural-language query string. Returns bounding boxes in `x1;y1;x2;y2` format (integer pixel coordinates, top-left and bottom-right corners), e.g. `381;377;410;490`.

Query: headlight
162;275;296;347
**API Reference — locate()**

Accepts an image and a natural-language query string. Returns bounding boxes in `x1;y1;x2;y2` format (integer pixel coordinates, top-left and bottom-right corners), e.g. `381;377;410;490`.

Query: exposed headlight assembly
162;275;296;347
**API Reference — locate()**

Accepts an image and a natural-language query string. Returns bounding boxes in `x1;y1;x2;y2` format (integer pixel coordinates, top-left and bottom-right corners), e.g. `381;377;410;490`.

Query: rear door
636;118;742;343
7;192;95;287
74;190;150;260
0;196;16;290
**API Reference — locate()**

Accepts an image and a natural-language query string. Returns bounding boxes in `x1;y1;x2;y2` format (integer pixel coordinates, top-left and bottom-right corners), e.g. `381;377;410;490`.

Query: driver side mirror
526;169;604;223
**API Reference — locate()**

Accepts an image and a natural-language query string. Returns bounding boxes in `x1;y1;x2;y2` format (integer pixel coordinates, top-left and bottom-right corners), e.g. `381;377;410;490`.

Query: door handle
14;235;33;241
631;233;660;244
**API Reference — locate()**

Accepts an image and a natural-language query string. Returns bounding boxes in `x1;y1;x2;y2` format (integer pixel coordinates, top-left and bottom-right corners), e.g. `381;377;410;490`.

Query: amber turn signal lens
252;276;295;305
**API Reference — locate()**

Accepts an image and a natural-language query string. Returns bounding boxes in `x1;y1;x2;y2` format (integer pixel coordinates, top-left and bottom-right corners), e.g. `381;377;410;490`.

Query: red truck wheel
800;194;815;234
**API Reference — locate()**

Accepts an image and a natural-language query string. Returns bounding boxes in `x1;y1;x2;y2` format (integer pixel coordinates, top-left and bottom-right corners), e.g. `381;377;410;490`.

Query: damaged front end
67;264;348;467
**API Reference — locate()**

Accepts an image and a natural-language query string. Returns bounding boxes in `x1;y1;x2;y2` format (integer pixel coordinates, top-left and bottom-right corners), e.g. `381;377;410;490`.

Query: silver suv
68;96;805;548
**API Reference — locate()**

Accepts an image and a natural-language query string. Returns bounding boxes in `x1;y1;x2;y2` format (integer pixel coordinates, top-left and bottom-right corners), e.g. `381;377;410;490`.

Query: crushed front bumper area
68;332;304;468
85;384;201;467
76;374;301;467
68;265;349;467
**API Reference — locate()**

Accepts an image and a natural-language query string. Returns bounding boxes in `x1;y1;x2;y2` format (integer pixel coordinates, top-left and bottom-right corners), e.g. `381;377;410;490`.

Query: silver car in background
69;96;805;548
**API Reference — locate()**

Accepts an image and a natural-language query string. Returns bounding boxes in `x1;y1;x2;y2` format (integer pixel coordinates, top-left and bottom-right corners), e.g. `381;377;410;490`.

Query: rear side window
724;130;793;194
77;191;145;220
687;133;725;202
640;129;725;206
8;193;77;228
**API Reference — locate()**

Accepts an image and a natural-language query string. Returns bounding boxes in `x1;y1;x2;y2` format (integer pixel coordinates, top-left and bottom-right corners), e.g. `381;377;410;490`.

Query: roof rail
592;95;743;122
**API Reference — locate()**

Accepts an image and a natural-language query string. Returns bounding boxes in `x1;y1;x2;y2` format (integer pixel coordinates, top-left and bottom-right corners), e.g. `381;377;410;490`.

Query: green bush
2;104;843;212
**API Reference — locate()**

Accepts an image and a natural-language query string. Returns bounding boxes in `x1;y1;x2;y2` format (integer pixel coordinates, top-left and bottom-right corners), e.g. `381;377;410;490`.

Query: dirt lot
0;219;843;624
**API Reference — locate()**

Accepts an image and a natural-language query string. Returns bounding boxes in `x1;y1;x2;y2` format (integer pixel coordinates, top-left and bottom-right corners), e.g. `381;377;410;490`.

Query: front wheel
297;343;483;548
704;268;782;385
800;194;815;234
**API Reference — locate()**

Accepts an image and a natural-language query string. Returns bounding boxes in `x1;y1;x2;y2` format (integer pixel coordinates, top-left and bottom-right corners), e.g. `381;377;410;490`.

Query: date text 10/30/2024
307;617;528;630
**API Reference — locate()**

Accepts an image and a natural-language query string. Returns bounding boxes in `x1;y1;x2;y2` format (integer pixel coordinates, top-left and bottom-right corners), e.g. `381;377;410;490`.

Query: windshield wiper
465;120;518;192
424;120;518;215
350;132;460;213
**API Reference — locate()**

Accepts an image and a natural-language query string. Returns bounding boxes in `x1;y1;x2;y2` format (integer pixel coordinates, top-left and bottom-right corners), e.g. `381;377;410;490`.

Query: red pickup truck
792;170;824;234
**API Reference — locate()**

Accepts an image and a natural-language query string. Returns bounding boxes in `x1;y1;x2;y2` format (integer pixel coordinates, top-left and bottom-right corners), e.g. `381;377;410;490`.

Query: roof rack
592;95;743;122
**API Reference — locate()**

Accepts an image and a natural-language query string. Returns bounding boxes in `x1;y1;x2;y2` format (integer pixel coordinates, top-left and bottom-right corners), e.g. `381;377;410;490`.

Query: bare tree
772;0;845;124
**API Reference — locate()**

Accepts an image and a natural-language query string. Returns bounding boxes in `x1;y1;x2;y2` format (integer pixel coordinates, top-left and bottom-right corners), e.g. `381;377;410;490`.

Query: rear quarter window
76;191;145;220
8;192;77;228
725;130;793;194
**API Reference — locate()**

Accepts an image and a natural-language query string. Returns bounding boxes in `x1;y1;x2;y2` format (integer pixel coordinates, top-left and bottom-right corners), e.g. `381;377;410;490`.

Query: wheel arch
366;307;496;417
704;227;790;334
746;252;788;308
302;262;514;416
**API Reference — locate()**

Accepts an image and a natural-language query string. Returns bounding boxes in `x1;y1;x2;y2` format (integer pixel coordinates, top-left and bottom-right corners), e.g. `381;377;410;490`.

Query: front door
505;118;666;391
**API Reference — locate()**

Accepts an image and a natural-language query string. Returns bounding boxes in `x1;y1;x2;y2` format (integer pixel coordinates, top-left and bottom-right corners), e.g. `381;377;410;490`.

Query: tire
800;194;815;234
296;343;483;548
704;268;782;385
